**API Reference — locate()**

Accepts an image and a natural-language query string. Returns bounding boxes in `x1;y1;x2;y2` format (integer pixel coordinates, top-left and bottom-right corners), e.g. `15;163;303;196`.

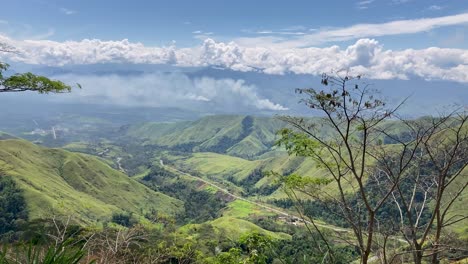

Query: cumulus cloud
51;73;288;111
0;13;468;83
197;38;468;82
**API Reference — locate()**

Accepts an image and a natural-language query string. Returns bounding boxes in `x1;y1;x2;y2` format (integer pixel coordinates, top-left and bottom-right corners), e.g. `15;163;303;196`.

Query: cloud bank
51;73;288;111
0;13;467;82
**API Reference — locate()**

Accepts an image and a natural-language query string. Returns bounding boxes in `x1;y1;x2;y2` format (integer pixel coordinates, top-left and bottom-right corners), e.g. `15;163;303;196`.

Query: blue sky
1;0;467;48
0;0;467;114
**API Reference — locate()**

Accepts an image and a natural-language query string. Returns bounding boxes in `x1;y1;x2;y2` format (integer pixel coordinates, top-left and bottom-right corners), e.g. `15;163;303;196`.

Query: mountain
0;139;183;224
166;151;320;199
126;115;287;158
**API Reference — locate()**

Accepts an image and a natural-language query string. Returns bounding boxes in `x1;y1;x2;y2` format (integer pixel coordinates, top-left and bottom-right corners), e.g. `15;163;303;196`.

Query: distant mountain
3;65;466;118
126;115;287;158
0;139;183;224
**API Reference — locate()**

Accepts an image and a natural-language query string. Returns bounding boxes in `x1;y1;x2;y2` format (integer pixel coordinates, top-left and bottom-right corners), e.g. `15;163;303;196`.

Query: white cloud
392;0;411;4
275;12;468;47
192;30;214;37
256;30;305;35
356;0;375;9
0;13;468;83
51;73;288;111
281;25;307;31
428;5;443;11
60;8;76;15
196;38;468;82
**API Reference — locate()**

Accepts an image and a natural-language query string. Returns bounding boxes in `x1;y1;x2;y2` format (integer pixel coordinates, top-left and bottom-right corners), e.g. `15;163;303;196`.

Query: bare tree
276;72;467;263
83;225;149;264
375;114;468;264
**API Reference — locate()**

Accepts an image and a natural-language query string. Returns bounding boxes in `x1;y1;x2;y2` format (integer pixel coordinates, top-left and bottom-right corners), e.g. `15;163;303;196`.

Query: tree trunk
431;225;442;264
362;252;369;264
412;244;423;264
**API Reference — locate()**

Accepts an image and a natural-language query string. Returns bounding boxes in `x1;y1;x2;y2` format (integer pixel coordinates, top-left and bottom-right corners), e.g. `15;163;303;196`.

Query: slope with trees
275;72;467;263
0;139;183;224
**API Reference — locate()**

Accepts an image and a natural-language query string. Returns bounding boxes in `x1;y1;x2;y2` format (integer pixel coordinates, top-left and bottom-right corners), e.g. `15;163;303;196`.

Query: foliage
142;165;227;224
276;72;468;263
227;169;281;196
274;232;357;264
0;240;88;264
0;63;74;94
126;115;285;158
111;212;137;228
0;139;183;224
0;175;28;238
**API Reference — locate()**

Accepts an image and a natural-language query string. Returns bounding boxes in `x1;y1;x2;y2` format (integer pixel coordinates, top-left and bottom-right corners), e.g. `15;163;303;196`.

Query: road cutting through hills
160;160;348;233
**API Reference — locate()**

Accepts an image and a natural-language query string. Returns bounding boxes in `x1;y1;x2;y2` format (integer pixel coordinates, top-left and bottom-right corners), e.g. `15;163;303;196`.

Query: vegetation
0;241;87;264
141;165;227;224
126;115;286;158
0;139;183;224
0;175;28;239
0;68;466;262
276;72;468;263
0;45;74;94
0;63;73;93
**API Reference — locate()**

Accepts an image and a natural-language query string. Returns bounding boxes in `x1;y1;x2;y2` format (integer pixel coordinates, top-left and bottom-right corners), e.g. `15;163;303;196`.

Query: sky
0;0;467;114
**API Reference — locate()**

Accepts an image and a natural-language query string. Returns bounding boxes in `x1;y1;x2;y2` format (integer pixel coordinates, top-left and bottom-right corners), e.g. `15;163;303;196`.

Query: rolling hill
126;115;287;158
0;139;183;224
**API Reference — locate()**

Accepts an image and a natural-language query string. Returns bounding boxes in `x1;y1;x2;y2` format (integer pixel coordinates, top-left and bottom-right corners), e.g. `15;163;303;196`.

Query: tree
375;115;468;264
0;44;77;93
0;174;28;237
276;72;467;263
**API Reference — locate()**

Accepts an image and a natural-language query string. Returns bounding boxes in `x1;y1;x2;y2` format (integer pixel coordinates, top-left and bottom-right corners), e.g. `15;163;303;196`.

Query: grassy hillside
0;139;183;224
126;115;287;158
445;167;468;239
125;114;401;160
168;151;324;200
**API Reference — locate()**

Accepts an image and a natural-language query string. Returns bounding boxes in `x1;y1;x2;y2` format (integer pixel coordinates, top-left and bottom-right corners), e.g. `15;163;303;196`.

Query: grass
0;139;183;225
175;152;261;181
210;217;291;241
126;115;287;158
222;200;276;219
171;151;327;200
443;166;468;238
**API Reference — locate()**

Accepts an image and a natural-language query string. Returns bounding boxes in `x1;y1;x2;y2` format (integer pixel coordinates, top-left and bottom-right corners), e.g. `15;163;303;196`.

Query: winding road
160;160;349;233
161;159;407;246
116;157;125;172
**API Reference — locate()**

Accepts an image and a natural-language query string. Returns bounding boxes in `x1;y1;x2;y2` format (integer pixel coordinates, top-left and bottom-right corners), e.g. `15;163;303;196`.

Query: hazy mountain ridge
126;115;287;158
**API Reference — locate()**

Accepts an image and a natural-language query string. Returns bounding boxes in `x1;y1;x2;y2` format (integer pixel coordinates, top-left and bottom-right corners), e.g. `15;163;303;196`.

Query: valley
1;110;466;263
2;1;468;262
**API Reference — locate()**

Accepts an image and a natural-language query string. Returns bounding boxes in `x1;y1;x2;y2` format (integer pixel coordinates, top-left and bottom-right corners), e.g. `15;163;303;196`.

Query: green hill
126;115;287;158
0;139;183;224
167;151;322;200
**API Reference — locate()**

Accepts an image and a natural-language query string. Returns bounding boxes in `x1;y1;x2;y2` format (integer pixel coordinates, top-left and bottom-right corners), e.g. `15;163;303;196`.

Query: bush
0;175;28;238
